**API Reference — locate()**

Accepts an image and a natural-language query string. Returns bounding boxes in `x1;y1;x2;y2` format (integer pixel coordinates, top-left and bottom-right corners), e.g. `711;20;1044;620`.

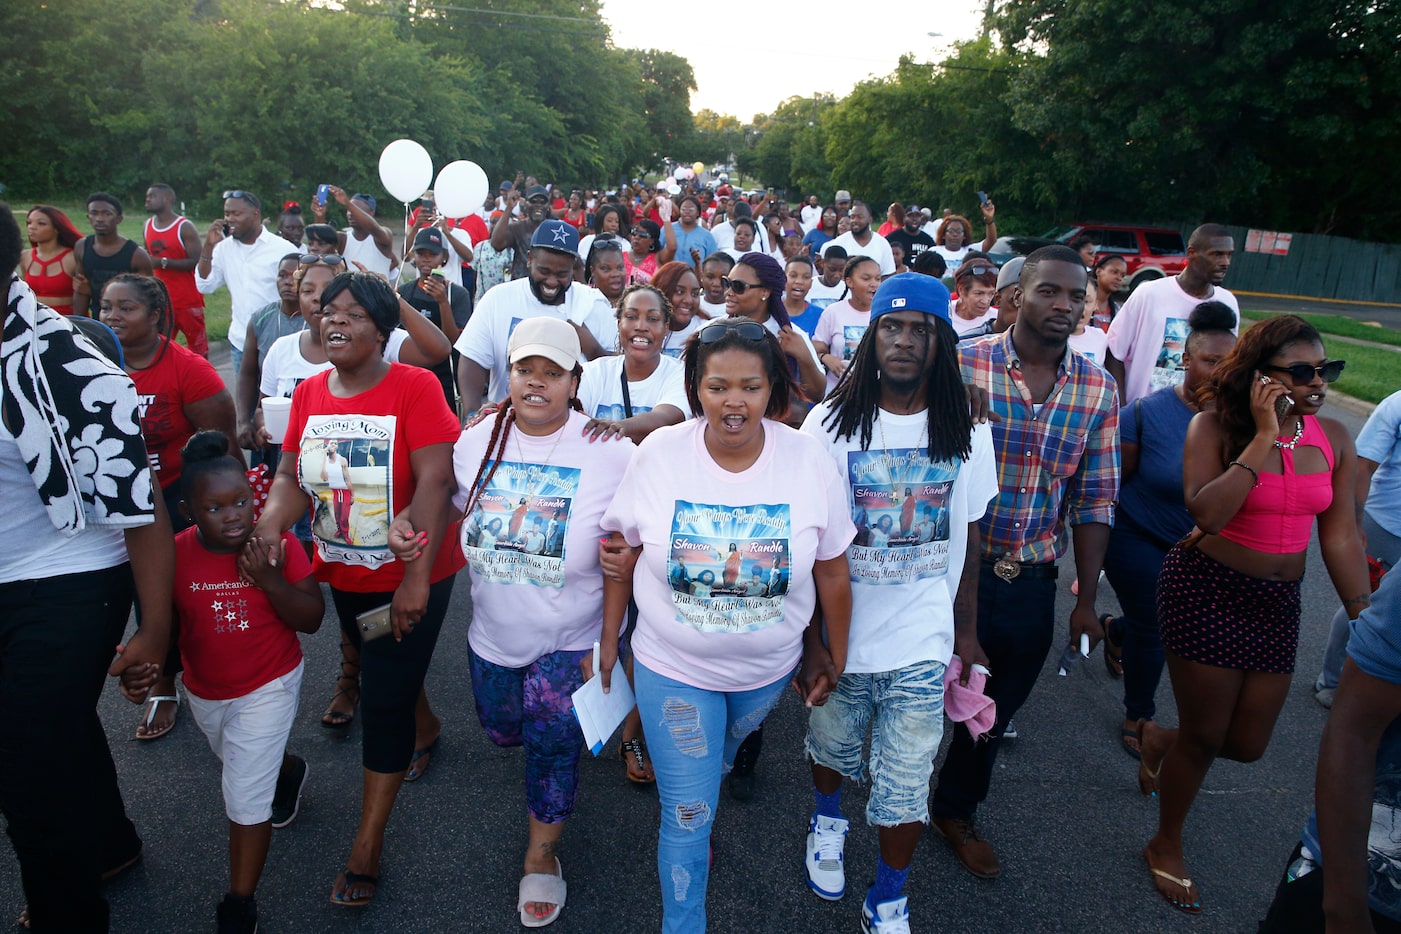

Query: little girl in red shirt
172;432;324;934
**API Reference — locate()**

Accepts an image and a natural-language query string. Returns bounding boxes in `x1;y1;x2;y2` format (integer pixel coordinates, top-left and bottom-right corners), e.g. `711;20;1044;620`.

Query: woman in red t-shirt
254;272;464;909
99;273;240;740
22;205;82;314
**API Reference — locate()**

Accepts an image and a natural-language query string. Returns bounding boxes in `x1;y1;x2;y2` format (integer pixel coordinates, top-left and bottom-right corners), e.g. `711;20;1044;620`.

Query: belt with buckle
983;557;1059;582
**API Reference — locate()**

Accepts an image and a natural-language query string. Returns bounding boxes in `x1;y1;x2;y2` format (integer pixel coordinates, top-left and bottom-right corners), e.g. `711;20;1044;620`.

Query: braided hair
823;313;973;463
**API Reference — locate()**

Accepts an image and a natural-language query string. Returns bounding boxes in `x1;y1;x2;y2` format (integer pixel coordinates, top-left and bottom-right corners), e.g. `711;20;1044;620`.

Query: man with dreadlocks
798;273;997;933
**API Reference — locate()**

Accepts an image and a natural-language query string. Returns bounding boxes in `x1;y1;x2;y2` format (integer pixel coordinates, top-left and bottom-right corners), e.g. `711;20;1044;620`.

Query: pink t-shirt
602;419;855;691
1105;276;1238;403
812;300;870;393
452;409;635;668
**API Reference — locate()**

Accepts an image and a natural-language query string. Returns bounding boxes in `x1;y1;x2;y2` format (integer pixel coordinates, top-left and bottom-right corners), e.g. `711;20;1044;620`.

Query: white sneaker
804;814;849;900
861;894;911;934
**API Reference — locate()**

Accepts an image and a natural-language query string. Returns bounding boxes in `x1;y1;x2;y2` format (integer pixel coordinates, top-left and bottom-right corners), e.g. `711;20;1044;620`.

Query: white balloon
378;139;433;203
434;161;489;218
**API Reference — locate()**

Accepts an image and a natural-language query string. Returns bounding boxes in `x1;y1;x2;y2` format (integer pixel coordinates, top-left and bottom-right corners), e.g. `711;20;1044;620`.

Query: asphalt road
1231;292;1401;331
0;385;1372;934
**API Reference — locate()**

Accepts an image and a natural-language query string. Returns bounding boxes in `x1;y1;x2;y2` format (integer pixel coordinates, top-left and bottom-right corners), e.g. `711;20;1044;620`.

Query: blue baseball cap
530;219;580;256
870;272;952;325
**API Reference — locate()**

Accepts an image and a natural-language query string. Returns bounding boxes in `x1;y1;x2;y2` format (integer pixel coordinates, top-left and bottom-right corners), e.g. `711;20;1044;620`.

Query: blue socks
813;786;843;819
869;856;910;907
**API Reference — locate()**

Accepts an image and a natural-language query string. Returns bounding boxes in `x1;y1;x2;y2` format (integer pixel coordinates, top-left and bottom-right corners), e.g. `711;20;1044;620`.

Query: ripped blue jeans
634;661;791;933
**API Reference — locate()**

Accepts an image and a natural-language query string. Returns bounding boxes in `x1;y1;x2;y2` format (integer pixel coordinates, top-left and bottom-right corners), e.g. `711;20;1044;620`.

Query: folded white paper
572;659;636;756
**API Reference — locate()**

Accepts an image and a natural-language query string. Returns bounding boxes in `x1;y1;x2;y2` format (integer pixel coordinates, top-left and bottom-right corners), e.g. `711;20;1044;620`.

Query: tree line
0;0;697;215
726;0;1401;243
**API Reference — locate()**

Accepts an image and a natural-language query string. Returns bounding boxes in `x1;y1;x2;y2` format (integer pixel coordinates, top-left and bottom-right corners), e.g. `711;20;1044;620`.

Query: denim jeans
0;564;143;932
634;662;791;934
1103;513;1171;721
930;569;1056;822
1316;514;1401;691
806;659;946;826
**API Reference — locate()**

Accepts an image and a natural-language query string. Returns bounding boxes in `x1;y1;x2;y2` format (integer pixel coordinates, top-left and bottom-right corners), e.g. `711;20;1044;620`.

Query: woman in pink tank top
1136;316;1370;914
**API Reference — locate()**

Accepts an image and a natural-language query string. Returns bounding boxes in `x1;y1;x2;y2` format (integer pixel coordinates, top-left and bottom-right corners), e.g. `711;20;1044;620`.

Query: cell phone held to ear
1274;392;1295;423
356;603;394;642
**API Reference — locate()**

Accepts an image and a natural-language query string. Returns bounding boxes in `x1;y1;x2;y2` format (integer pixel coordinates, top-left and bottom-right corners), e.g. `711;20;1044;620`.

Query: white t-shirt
602;419;855;692
698;297;728;320
342;228;397;279
260;330;409;399
949;302;998;338
806;278;847;313
799;204;823;233
663;317;704;359
452;410;636;668
453;278;616;403
812;301;871;393
1105;276;1239;403
802;405;997;672
932;244;973;273
578;354;687;421
1067;326;1110;368
830;231;895;277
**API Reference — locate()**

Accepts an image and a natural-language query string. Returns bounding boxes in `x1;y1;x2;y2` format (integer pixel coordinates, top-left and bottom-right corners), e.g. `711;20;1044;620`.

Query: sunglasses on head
957;264;995;279
1263;360;1346;386
720;277;762;295
698;320;768;344
299;254;345;267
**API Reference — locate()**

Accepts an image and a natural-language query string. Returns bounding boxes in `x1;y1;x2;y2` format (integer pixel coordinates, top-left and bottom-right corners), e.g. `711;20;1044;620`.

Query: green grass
1243;309;1401;349
1321;341;1397;406
12;200;233;350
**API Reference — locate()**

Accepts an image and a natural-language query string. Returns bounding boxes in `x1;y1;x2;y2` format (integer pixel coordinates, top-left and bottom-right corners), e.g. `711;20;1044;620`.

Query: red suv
1048;223;1187;291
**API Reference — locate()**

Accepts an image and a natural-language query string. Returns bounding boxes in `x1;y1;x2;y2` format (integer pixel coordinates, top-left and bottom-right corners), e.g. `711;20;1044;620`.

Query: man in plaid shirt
929;244;1120;879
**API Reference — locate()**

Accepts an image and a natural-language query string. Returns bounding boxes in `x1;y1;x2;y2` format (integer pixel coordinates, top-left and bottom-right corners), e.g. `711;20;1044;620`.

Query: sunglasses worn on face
698;321;767;344
1264;360;1346;386
721;277;761;295
300;254;345;267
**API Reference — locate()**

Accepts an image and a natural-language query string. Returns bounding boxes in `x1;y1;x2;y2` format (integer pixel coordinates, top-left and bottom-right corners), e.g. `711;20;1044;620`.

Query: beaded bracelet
1227;460;1261;487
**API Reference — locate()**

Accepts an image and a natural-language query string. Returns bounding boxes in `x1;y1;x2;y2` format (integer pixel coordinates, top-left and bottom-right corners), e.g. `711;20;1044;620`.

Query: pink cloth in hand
944;655;997;740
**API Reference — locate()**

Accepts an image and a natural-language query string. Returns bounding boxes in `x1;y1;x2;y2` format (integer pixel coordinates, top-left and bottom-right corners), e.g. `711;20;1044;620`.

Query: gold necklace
513;419;566;497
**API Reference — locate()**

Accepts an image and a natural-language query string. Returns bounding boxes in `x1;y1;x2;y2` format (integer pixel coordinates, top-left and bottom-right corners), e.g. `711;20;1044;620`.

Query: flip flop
1145;849;1202;914
1120;722;1142;760
404;736;440;783
135;694;179;741
1137;719;1162;796
518;856;567;928
330;868;378;907
1101;614;1123;678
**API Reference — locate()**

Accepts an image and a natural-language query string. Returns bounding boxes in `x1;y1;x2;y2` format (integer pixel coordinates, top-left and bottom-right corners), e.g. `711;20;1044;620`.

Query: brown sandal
620;737;655;784
322;632;361;728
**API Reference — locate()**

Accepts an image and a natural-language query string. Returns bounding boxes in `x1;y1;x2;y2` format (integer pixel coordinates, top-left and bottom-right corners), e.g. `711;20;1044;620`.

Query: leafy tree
621;49;698;173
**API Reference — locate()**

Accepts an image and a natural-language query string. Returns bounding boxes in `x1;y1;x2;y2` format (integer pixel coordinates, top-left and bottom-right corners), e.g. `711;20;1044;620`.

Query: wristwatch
161;257;169;270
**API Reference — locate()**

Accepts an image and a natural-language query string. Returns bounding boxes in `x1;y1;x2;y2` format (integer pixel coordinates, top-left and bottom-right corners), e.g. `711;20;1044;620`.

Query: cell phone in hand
316;184;330;207
356;603;394;642
977;190;991;208
1274;392;1295;422
221;222;231;236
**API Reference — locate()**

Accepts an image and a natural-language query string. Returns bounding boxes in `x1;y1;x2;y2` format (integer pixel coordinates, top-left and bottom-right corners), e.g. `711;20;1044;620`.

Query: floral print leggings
469;645;590;823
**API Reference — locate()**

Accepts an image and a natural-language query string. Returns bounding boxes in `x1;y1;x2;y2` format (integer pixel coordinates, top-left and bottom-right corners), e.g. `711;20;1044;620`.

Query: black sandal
619;737;655;784
1101;614;1123;678
322;632;361;728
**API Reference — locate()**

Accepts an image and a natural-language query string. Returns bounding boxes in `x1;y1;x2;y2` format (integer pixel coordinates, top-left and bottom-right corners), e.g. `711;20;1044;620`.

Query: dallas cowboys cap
529;219;580;255
870;272;952;325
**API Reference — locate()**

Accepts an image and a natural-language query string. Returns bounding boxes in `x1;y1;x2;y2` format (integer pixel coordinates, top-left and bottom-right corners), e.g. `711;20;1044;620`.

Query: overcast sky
602;0;987;119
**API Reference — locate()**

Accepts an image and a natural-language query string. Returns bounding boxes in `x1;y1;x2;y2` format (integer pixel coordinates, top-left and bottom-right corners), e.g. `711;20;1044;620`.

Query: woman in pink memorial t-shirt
600;317;855;932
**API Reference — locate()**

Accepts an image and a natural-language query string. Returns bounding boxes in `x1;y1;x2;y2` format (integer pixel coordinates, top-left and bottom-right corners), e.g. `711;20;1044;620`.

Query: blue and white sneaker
804;814;849;900
861;894;911;934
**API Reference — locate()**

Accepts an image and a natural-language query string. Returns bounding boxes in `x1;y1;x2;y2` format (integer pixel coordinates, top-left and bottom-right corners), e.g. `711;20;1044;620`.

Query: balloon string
397;202;412;287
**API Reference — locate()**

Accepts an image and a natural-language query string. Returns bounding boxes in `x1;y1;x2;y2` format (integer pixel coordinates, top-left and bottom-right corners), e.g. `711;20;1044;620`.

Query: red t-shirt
144;216;205;310
286;364;465;592
406;210;489;248
131;338;227;488
174;529;311;701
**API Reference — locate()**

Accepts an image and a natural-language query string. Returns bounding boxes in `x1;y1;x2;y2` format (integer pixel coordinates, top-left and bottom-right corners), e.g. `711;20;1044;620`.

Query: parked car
991;224;1188;292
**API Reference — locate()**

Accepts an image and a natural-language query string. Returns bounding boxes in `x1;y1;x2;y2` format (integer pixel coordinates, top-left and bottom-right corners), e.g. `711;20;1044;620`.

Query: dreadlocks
822;314;973;463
